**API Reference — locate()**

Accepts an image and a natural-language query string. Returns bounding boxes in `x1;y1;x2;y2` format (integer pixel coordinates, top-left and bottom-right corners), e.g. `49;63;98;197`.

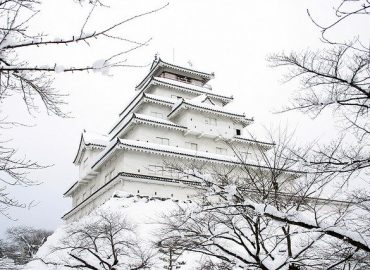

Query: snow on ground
25;192;201;270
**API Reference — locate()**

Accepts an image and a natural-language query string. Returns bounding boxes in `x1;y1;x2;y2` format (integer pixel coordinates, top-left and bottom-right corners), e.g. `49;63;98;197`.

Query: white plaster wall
148;85;224;106
172;110;244;139
135;102;172;117
149;85;196;100
78;148;102;178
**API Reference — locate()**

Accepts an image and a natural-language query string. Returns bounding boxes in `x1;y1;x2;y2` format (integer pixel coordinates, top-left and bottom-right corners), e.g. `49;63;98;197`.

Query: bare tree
1;225;52;265
0;0;167;217
157;237;186;270
40;211;153;270
267;0;370;183
158;129;370;269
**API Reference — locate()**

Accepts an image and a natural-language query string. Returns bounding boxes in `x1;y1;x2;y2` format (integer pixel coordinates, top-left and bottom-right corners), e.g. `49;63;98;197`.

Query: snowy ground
25;192;201;270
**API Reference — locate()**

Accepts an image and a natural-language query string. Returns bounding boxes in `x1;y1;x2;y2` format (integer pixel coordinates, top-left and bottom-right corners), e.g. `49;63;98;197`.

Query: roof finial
154;52;159;61
187;60;193;67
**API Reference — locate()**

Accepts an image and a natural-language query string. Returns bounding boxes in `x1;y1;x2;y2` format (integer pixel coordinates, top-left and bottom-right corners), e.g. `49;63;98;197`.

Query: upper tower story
136;56;215;90
108;57;252;140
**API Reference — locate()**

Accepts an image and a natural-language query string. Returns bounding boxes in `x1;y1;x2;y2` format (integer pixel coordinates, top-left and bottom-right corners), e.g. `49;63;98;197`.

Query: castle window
216;147;227;155
166;167;180;179
185;142;198;151
176;75;191;83
205;117;217;126
156;137;169;145
236;129;241;136
151;111;163;118
148;165;164;176
240;151;250;159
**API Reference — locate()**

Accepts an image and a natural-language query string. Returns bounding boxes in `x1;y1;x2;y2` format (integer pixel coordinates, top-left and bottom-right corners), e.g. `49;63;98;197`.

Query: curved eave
73;134;106;165
142;93;174;106
150;77;233;104
118;142;301;179
72;133;86;165
159;59;214;80
64;181;78;197
110;113;187;142
168;102;254;127
230;136;275;150
136;58;214;90
91;139;301;179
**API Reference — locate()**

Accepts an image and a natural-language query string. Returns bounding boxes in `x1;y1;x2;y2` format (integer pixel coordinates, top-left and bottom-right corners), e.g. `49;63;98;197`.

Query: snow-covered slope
25;192;199;270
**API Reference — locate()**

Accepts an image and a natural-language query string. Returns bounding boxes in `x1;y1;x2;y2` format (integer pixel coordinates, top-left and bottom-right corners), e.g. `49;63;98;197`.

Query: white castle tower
62;57;274;221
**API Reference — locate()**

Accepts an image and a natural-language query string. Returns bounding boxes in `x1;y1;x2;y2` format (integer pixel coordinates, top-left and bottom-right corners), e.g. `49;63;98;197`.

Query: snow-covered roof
73;131;108;165
143;93;176;104
111;93;175;135
83;131;108;146
136;57;215;90
168;98;253;126
64;170;200;199
231;136;275;149
91;139;298;175
151;77;233;104
134;113;186;127
110;112;187;141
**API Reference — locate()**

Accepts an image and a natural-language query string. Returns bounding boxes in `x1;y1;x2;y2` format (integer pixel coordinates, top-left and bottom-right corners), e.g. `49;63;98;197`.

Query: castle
62;57;274;221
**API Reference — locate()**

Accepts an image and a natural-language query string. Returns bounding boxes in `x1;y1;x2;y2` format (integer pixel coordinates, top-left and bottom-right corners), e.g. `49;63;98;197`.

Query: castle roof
136;57;214;90
168;97;253;126
73;131;107;165
110;113;187;140
150;76;233;104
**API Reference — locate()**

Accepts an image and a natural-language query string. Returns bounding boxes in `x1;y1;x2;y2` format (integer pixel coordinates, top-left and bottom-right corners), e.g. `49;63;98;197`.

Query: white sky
0;0;354;235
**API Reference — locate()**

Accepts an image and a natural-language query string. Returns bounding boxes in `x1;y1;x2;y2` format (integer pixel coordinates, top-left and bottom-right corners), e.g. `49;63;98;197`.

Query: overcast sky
0;0;352;235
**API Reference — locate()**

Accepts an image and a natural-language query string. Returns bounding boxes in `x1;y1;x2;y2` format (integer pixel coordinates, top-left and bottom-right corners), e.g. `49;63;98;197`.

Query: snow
92;59;110;75
158;91;247;118
0;257;21;270
224;185;237;201
54;65;65;73
143;93;177;104
153;77;232;101
0;34;17;49
25;193;201;270
190;93;208;103
134;113;185;127
117;138;256;165
83;130;108;146
184;98;247;117
171;97;183;111
92;59;105;69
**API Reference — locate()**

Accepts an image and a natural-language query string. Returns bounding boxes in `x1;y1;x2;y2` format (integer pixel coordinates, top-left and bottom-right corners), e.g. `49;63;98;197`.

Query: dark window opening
236;129;241;136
